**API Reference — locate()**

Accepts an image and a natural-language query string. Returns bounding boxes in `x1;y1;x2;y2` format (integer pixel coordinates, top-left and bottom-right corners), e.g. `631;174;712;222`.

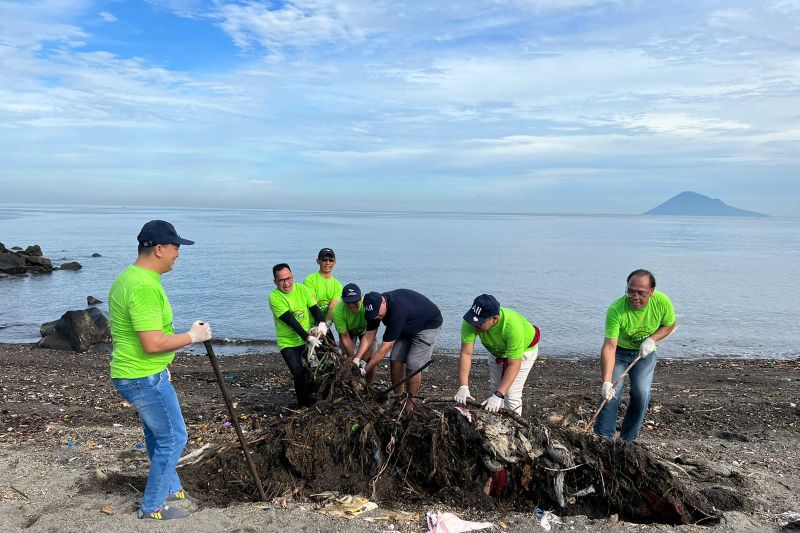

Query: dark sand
0;343;798;532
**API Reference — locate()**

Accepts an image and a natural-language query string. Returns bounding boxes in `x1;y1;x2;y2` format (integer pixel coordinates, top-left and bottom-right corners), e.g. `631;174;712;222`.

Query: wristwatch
493;390;505;399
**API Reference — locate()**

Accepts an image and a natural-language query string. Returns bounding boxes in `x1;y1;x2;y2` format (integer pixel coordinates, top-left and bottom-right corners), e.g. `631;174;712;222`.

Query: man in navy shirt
354;289;443;405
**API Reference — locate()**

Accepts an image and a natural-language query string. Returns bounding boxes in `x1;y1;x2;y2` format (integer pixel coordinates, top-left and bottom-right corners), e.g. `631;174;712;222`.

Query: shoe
167;488;199;504
138;505;189;520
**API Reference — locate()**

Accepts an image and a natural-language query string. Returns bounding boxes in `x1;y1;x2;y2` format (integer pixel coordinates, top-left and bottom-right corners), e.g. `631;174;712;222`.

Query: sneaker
167;488;199;504
138;505;189;520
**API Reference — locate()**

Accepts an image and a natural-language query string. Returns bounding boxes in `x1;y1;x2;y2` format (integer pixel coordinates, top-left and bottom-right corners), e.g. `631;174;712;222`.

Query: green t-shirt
461;307;535;360
303;272;342;316
605;290;676;350
333;301;367;337
108;265;175;379
269;283;317;349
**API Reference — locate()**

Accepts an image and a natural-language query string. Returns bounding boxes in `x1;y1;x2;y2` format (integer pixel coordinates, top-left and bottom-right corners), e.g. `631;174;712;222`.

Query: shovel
583;326;678;431
203;340;267;502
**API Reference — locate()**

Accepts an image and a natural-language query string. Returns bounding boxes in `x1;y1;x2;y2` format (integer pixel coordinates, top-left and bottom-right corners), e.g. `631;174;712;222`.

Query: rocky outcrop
60;261;82;271
38;308;111;352
0;242;54;275
87;296;102;305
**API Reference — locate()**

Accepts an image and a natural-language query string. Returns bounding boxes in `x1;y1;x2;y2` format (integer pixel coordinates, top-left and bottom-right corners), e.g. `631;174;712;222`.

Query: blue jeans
593;347;656;442
112;369;188;513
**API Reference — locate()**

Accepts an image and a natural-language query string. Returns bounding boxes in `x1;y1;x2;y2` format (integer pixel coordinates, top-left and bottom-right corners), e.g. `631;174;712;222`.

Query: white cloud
98;10;116;22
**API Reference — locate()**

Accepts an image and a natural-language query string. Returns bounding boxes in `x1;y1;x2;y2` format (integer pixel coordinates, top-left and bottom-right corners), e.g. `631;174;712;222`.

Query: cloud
98;10;116;22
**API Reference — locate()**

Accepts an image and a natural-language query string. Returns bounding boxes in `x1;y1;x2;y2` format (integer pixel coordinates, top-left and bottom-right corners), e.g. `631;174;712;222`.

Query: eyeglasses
626;288;651;298
275;275;294;284
320;258;335;263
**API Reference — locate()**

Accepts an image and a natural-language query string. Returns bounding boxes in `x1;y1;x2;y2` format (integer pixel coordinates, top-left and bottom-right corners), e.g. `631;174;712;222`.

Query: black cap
317;248;335;260
137;220;195;247
363;292;383;320
463;294;500;326
341;283;362;304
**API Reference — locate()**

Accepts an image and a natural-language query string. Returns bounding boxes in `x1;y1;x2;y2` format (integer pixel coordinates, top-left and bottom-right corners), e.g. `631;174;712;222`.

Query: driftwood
180;345;742;525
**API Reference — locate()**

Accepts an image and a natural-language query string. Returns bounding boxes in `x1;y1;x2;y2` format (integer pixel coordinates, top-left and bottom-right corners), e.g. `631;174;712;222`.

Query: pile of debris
180;342;745;525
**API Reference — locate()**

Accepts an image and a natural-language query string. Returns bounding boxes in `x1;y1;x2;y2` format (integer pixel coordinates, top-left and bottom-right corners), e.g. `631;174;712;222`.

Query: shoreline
1;340;799;361
0;343;798;532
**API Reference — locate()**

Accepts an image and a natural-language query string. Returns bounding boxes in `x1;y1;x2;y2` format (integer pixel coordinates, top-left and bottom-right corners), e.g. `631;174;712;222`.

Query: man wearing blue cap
355;289;442;404
454;294;541;415
108;220;212;520
333;283;376;382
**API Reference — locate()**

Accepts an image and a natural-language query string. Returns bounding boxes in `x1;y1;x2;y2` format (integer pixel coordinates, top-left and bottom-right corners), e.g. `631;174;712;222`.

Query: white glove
187;321;212;343
601;381;616;401
352;358;366;376
481;394;504;413
306;335;321;349
639;337;656;357
454;385;474;405
317;321;328;336
325;319;333;330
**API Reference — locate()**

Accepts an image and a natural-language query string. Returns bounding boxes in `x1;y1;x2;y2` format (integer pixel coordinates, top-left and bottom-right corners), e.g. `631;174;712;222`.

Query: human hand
306;335;321;349
352;358;366;376
317;321;328;336
187;321;212;343
601;381;615;401
639;337;656;357
481;393;504;413
454;385;474;405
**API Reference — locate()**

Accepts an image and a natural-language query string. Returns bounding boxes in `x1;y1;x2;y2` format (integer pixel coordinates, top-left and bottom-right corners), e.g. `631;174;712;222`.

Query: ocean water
1;204;798;359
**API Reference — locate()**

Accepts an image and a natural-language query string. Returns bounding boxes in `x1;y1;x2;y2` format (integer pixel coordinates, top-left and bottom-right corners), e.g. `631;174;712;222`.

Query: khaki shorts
389;326;441;371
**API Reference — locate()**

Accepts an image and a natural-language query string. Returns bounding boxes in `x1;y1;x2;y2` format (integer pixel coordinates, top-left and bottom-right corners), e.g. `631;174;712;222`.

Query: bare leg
390;361;406;395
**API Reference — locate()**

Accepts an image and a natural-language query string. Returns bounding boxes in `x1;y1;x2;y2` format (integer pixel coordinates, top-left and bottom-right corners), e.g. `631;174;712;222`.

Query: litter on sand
315;494;378;518
426;511;494;533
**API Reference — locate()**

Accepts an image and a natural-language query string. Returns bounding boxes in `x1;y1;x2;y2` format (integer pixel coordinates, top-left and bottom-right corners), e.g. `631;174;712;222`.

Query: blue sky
1;0;798;215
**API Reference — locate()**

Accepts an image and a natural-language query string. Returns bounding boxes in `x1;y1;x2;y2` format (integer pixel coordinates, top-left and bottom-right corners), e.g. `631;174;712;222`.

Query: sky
1;0;799;215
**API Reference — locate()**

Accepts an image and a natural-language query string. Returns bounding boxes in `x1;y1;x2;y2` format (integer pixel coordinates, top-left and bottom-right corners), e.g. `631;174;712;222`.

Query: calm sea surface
1;204;798;359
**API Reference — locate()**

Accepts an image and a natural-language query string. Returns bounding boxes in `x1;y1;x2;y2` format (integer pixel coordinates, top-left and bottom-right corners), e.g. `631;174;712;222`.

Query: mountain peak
643;191;768;217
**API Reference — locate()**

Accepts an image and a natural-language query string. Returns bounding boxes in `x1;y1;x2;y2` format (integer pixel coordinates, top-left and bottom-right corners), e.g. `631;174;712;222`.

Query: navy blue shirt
367;289;443;342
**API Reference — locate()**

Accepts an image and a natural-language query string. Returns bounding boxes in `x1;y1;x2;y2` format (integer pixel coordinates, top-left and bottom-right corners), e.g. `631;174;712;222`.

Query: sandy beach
0;343;798;532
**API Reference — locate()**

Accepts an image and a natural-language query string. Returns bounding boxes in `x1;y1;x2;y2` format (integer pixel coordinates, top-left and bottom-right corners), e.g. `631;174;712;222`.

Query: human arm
600;337;618;382
455;342;476;404
138;321;211;354
339;331;356;359
278;311;310;340
354;328;378;361
326;297;339;322
363;339;395;374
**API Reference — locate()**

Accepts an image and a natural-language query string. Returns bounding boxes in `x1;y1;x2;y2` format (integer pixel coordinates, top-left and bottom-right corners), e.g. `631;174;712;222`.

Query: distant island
643;191;769;217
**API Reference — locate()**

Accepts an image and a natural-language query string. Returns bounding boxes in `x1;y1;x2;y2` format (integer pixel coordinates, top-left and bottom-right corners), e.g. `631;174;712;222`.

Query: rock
0;242;6;253
25;256;52;268
25;245;43;257
11;246;22;251
60;261;82;271
91;252;102;257
38;308;110;352
87;296;103;305
0;252;28;275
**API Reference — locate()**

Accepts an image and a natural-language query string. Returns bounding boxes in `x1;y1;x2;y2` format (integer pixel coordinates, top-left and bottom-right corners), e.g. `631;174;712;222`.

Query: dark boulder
0;245;55;276
91;252;102;257
60;261;82;271
38;308;110;352
87;295;103;305
11;246;22;251
25;245;43;257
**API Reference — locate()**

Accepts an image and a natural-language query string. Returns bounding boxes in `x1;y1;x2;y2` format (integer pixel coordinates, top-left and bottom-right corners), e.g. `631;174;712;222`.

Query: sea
1;204;798;360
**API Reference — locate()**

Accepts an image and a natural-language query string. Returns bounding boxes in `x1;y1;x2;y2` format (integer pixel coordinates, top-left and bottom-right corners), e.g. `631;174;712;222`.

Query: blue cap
363;292;383;320
137;220;195;247
463;294;500;326
341;283;361;303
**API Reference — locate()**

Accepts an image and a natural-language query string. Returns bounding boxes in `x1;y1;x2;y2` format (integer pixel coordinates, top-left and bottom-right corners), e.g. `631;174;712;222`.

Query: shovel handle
203;341;267;502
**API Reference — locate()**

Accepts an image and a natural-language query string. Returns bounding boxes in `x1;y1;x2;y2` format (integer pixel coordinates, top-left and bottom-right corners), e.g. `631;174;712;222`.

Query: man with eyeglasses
356;289;443;405
594;269;676;442
269;263;328;407
108;220;212;520
303;248;342;339
333;283;377;382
